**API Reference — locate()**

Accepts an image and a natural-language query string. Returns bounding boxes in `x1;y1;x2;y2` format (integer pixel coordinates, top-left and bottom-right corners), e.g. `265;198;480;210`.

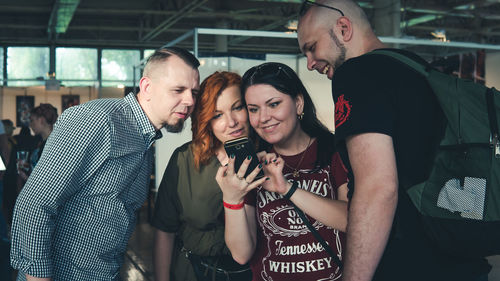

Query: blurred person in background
0;121;11;279
16;104;58;183
1;120;18;226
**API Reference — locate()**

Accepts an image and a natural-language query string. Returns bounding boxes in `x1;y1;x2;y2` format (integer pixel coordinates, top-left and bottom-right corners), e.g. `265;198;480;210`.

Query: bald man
11;47;200;281
298;1;491;281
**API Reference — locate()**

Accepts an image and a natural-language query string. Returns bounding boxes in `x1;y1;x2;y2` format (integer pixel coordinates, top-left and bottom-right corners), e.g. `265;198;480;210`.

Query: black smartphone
224;136;264;180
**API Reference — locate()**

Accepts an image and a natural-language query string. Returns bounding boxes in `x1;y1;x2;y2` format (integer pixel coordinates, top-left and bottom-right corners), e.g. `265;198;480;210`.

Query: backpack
367;49;500;258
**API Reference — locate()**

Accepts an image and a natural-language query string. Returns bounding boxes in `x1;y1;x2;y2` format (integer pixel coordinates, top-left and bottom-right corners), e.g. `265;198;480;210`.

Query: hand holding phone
223;136;264;180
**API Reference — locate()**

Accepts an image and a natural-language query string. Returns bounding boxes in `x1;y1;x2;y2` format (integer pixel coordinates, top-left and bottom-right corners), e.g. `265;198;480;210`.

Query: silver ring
236;175;243;180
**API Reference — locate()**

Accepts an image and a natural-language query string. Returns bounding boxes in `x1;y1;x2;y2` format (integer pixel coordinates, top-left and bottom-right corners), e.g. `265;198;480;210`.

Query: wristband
223;200;245;210
283;181;299;200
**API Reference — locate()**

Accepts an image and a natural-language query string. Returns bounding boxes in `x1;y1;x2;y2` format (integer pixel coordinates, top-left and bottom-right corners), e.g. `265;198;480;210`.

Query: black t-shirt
332;49;491;281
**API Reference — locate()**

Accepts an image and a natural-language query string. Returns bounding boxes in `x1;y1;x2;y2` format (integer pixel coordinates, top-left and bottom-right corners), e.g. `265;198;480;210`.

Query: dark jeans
187;253;252;281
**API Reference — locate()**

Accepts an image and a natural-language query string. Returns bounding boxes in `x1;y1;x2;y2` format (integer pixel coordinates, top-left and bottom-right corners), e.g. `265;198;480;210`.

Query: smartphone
224;136;264;180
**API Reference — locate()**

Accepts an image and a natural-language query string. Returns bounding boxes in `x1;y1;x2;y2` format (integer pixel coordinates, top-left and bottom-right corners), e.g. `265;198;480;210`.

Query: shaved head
297;0;384;79
299;0;372;34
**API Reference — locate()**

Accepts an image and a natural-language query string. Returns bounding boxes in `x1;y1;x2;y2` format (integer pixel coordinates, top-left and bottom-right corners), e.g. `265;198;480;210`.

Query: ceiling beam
229;14;297;45
76;8;284;21
0;36;300;53
47;0;81;39
141;0;209;42
0;23;189;33
410;25;500;37
0;6;51;13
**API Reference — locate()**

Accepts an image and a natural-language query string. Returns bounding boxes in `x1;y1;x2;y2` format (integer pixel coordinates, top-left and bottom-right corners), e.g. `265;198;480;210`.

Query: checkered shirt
11;93;162;280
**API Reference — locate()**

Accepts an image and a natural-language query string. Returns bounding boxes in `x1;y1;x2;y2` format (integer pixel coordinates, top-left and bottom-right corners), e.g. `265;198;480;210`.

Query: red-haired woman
151;71;255;281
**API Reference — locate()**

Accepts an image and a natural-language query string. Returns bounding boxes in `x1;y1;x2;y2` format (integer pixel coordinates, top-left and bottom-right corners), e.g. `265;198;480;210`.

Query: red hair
191;71;242;169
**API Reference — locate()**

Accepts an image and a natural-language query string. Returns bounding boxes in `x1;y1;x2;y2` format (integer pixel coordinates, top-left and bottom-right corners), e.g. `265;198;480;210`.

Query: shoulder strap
367;49;430;78
291;203;343;269
486;88;500;158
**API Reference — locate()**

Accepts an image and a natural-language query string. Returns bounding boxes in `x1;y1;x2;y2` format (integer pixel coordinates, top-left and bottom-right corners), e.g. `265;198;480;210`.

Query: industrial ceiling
1;0;499;56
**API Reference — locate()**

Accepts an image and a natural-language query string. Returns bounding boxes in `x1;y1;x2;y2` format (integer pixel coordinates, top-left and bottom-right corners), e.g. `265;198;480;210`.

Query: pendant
292;170;300;178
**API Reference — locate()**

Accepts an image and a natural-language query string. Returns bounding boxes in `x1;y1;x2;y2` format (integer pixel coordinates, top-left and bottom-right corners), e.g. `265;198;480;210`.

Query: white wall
486;51;500;89
154;119;193;187
297;56;334;131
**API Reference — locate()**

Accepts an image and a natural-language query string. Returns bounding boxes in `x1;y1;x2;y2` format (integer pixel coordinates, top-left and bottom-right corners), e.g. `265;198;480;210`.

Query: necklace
276;137;312;178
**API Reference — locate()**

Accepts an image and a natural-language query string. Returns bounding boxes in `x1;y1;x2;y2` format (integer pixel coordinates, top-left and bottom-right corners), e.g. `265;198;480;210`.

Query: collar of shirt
124;93;163;147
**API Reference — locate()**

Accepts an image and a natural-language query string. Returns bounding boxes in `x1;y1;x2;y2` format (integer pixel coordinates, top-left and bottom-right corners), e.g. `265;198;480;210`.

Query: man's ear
337;17;353;42
139;76;152;101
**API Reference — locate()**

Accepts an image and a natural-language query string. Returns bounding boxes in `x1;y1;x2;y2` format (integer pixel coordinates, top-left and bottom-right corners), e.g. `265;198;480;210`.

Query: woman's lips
230;128;244;137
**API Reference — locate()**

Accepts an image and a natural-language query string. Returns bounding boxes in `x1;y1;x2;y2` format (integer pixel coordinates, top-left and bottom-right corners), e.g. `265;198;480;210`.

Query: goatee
165;119;185;133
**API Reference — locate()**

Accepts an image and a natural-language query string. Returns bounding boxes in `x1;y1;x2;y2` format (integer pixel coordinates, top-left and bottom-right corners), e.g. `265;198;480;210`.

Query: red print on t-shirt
335;94;352;129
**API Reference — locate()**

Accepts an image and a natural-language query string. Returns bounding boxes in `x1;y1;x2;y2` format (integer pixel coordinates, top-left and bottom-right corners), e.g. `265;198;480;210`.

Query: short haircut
143;47;200;77
31;104;58;126
299;0;371;30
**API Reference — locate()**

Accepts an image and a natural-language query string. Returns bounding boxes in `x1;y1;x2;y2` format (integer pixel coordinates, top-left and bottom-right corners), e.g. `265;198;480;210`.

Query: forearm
224;204;257;264
342;185;397;281
153;230;175;281
289;188;348;232
26;274;52;281
342;132;399;281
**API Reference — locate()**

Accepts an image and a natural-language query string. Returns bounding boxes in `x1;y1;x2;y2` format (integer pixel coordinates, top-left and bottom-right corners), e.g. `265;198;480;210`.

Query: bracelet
223;200;245;210
283;181;299;200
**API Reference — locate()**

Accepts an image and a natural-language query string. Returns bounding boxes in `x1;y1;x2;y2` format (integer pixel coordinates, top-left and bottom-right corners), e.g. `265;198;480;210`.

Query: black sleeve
333;55;396;143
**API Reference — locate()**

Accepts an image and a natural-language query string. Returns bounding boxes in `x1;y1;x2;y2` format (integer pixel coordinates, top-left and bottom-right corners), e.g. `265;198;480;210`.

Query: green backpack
367;49;500;258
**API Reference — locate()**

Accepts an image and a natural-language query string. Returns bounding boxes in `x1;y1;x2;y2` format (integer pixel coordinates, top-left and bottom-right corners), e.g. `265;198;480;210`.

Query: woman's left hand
259;153;291;195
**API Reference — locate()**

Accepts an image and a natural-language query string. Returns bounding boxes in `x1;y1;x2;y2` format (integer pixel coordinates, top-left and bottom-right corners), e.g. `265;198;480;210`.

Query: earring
298;112;304;120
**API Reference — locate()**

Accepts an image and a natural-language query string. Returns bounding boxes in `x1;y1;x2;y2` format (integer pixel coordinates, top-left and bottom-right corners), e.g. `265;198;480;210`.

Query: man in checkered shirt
10;47;200;281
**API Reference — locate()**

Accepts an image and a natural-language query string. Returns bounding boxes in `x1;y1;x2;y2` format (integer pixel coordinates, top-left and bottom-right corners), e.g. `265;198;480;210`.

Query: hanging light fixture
431;29;449;42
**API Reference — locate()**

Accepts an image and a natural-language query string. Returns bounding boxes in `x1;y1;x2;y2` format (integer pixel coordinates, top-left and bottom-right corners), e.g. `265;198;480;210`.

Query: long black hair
241;62;336;169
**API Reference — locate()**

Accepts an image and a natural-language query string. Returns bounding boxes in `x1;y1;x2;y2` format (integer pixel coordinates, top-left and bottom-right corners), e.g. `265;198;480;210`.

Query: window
0;48;3;84
144;49;155;60
56;47;97;86
7;47;49;86
102;49;140;87
199;57;229;81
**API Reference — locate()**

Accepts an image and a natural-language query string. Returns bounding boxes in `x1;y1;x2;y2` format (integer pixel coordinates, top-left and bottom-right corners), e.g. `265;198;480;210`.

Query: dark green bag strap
367;49;430;77
486;88;500;158
291;203;343;270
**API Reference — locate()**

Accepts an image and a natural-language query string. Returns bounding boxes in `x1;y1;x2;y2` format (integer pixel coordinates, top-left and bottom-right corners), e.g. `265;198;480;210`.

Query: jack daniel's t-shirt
246;140;347;281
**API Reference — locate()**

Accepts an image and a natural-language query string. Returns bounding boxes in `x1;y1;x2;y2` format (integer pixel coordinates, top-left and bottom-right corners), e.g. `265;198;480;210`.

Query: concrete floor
120;213;155;281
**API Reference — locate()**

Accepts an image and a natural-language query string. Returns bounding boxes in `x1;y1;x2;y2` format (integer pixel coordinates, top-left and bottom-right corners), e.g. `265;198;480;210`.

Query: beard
328;29;347;70
165;119;185;133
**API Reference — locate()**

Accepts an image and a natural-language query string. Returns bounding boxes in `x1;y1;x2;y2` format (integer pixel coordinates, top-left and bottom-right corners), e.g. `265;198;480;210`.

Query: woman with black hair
216;62;348;281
